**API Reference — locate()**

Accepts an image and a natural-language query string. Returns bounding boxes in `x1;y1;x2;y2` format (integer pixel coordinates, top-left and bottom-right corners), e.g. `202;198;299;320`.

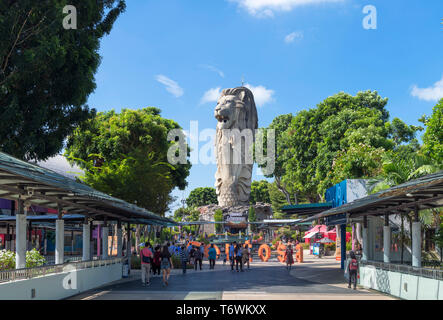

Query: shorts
161;259;171;270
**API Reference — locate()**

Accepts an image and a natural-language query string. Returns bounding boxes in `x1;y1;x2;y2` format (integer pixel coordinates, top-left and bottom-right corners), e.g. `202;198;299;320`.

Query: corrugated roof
301;170;443;222
0;152;177;226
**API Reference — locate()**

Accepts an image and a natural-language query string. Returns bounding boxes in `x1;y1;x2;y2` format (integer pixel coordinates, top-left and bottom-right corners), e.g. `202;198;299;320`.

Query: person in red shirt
140;243;153;286
348;251;359;290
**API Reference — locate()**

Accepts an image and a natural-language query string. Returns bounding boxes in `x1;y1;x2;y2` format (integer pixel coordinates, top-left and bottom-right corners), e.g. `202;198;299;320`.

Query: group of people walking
227;241;251;272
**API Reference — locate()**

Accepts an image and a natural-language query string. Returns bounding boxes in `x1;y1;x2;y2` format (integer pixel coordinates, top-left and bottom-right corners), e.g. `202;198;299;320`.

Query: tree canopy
250;180;271;204
420;99;443;164
65;107;191;215
0;0;126;160
272;91;421;202
186;187;217;208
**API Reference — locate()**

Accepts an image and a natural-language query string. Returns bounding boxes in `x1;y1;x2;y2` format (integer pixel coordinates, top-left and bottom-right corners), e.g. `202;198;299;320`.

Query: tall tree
420;99;443;164
66;107;191;215
186;187;217;208
282;91;421;201
250;180;271;204
257;114;296;204
0;0;126;160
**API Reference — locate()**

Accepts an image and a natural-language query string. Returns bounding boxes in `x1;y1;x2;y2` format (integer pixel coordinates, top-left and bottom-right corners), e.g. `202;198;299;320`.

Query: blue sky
86;0;443;215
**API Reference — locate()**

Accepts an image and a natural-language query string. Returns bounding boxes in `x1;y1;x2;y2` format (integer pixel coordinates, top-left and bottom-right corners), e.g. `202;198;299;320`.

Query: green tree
434;223;443;263
214;209;223;233
257;114;298;204
186;187;217;208
66;107;191;215
420;99;443;164
0;0;126;160
282;91;421;201
250;180;271;204
268;181;288;216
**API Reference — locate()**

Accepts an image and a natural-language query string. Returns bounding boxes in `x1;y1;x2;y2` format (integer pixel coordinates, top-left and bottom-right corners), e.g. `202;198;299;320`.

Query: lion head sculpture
214;87;258;207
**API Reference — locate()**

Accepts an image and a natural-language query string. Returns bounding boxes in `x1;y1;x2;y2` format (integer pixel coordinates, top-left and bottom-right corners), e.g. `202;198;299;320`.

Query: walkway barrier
0;257;124;284
358;260;443;300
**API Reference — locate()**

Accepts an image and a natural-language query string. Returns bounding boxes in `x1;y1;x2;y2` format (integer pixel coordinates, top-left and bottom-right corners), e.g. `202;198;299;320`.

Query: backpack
153;252;161;265
141;249;151;264
349;259;358;271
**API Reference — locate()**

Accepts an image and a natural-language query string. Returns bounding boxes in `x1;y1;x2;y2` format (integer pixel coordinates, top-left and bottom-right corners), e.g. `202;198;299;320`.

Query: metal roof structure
301;171;443;222
0;152;177;226
281;202;333;216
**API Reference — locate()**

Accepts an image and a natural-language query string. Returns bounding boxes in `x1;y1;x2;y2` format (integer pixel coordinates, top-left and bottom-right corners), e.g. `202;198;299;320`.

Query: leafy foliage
66;107;191;215
0;249;46;270
0;0;126;160
420;99;443;164
250;180;271;204
214;209;223;233
186;187;217;208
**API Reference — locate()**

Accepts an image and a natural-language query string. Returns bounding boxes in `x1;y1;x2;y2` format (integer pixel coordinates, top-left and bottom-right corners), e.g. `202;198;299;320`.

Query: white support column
362;217;369;262
412;222;422;268
15;201;27;269
383;226;391;263
102;224;109;259
82;223;90;261
55;219;64;264
117;226;123;258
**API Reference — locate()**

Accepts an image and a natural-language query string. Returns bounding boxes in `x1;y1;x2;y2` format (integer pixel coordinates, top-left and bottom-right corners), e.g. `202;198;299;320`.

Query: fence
360;260;443;281
0;257;125;284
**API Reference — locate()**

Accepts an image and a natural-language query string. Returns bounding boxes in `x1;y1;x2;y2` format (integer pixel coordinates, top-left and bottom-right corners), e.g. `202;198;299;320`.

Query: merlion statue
214;87;258;206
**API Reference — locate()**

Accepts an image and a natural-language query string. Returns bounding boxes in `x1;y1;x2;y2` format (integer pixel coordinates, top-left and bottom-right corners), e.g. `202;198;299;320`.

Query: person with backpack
348;251;359;290
140;243;153;286
194;245;203;270
152;246;162;276
235;244;243;272
179;244;189;274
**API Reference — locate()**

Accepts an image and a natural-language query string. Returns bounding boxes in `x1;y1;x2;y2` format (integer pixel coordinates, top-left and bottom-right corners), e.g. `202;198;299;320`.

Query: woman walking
160;245;173;286
242;244;250;270
284;245;294;270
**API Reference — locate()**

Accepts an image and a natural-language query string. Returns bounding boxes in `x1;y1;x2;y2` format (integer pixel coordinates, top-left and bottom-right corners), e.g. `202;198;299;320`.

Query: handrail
0;257;125;284
359;260;443;281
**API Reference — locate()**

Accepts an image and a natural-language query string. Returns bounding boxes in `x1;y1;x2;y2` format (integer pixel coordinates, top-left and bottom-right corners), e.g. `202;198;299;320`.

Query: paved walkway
69;253;396;300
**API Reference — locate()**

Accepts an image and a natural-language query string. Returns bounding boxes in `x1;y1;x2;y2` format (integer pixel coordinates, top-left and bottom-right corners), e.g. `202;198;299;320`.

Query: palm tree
369;152;442;263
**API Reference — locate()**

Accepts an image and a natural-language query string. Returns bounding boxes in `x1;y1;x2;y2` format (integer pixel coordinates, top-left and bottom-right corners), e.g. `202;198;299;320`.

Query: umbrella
317;237;334;244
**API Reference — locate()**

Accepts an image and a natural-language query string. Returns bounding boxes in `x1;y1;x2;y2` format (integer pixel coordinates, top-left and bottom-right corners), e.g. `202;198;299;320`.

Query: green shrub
300;243;309;250
0;250;15;271
346;241;353;252
131;255;141;269
25;249;46;268
0;249;46;270
325;243;336;252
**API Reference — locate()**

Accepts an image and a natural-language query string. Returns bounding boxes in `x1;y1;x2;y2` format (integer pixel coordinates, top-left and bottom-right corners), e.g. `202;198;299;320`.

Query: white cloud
244;83;275;107
200;87;222;104
229;0;344;17
411;75;443;102
155;75;184;97
284;31;303;43
201;65;225;78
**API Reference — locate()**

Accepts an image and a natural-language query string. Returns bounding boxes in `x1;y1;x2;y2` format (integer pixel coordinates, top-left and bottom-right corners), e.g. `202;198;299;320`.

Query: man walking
229;242;236;271
194;245;203;270
179;245;188;274
140;243;153;286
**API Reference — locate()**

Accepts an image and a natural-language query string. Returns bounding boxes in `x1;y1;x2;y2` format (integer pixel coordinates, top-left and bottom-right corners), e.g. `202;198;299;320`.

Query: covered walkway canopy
300;171;443;268
301;171;443;223
281;202;333;217
0;152;176;226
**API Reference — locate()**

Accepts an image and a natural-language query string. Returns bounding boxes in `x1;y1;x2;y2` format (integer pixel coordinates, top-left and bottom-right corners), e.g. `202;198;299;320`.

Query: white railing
360;260;443;281
0;257;125;284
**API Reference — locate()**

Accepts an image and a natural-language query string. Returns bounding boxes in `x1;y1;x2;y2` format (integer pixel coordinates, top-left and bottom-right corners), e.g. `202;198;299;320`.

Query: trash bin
122;259;129;278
